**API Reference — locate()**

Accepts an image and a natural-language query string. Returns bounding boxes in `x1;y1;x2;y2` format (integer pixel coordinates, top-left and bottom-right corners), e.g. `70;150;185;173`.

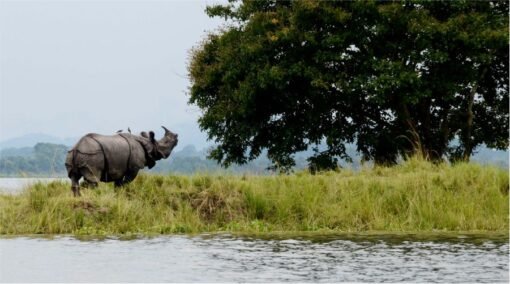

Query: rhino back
90;134;131;179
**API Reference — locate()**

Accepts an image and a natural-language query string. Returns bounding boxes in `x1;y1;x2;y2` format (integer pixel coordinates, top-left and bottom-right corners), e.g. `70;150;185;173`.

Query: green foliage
0;159;508;235
188;1;509;171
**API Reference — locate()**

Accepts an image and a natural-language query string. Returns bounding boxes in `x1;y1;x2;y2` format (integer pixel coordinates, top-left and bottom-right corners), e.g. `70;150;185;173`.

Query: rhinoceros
65;126;178;196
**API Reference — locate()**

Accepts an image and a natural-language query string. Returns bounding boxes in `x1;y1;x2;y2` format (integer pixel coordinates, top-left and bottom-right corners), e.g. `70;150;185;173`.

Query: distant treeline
0;143;311;176
0;142;507;177
0;143;68;176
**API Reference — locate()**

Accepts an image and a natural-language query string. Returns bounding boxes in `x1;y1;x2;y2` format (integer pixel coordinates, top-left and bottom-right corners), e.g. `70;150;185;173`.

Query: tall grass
0;159;508;235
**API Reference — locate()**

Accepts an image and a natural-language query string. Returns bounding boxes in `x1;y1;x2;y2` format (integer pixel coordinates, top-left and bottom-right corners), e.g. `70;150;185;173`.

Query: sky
0;0;226;149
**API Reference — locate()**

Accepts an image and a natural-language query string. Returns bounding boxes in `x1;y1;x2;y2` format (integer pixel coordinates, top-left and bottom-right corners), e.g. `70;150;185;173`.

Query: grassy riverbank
0;159;508;235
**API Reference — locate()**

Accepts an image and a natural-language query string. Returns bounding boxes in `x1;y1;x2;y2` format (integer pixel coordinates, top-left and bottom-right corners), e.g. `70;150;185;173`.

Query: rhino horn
162;126;171;136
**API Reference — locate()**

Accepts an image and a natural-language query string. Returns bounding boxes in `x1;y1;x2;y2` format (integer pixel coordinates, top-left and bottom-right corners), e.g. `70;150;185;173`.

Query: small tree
188;1;509;171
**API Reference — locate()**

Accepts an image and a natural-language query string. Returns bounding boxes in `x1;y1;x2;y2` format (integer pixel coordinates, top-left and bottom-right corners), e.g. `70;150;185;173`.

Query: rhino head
156;126;179;159
140;126;178;167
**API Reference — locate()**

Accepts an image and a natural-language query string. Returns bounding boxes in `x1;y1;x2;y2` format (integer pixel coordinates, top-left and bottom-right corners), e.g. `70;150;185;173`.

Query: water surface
0;234;507;282
0;178;65;194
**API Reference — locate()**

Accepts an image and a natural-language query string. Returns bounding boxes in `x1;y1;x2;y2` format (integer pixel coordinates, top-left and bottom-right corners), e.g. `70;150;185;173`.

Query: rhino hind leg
80;180;98;189
70;174;81;197
80;166;100;188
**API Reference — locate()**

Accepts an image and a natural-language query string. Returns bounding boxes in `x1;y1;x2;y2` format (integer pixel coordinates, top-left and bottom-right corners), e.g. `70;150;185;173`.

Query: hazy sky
0;0;225;148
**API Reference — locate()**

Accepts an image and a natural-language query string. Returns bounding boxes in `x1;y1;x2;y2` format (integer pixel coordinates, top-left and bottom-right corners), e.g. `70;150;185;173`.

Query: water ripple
0;234;508;282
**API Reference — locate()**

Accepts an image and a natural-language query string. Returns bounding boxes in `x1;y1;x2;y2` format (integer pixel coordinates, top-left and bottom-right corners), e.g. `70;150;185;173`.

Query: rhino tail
66;148;81;177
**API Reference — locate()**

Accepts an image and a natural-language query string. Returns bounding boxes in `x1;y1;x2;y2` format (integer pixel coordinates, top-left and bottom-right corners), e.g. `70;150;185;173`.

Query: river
0;177;66;194
0;234;508;282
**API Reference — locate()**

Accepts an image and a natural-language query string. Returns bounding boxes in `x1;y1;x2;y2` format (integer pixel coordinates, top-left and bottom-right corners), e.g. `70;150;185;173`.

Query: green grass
0;158;508;236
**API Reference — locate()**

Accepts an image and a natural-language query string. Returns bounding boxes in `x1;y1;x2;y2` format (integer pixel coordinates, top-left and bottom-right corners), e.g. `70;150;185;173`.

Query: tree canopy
188;0;509;171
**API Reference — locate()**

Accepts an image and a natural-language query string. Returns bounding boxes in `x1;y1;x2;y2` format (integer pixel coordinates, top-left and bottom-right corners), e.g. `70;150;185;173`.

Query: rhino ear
140;131;149;138
149;131;156;143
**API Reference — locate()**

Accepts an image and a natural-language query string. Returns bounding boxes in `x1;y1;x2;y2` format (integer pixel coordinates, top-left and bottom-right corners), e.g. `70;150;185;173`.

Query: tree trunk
420;98;436;160
399;101;422;156
439;105;451;157
463;67;487;161
462;83;477;161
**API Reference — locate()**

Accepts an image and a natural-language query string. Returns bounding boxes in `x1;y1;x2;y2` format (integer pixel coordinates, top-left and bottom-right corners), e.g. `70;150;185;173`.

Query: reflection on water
0;234;508;282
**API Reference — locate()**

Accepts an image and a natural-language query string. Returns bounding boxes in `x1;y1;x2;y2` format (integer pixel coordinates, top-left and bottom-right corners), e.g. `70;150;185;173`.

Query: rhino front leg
124;169;139;184
115;169;139;187
114;179;124;187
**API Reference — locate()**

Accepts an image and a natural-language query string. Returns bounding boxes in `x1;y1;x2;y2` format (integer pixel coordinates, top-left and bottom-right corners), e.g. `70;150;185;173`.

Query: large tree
188;0;509;171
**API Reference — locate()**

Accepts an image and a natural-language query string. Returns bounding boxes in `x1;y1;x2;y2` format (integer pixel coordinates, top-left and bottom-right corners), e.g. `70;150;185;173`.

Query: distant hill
0;146;33;158
0;133;77;149
0;133;206;153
